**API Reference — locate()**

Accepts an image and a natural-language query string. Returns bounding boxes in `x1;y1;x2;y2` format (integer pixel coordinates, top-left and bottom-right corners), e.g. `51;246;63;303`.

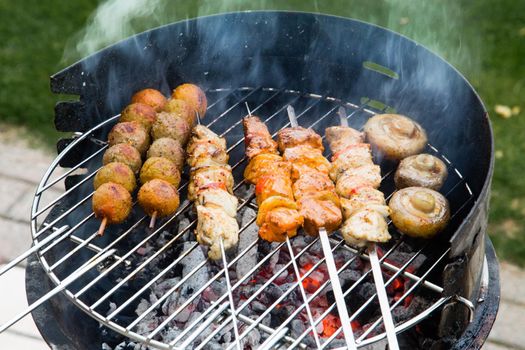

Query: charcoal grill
4;10;499;350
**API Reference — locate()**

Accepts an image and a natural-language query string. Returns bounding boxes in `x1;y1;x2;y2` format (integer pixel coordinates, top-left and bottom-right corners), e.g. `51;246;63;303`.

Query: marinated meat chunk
196;206;239;260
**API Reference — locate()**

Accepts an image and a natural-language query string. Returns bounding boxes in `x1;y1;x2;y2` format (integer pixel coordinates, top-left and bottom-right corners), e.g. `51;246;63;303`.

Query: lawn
1;0;524;264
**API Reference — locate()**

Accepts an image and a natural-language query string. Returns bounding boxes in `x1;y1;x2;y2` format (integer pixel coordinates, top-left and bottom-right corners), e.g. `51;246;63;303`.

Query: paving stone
7;187;62;223
484;341;516;350
0;177;31;216
0;266;46;347
500;261;525;306
0;217;32;265
487;301;525;349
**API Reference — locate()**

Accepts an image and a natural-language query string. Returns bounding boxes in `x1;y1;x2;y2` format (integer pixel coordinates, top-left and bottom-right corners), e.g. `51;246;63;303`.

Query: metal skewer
337;106;400;350
287;105;357;350
195;110;241;350
0;248;117;333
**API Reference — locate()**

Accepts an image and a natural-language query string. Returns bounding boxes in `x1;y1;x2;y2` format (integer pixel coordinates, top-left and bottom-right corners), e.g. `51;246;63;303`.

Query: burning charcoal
135;298;150;316
134;316;160;336
290;319;306;338
115;342;137;350
236;209;259;280
339;269;362;288
159;328;182;343
153;277;181;299
251;300;267;313
178;217;193;241
102;343;112;350
242;328;261;348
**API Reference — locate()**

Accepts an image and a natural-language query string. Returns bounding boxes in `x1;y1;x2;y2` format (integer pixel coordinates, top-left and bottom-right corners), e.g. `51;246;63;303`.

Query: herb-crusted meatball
131;88;167;112
92;182;132;225
151;112;191;146
164;98;195;127
138;179;180;217
94;162;137;193
120;102;157;131
172;83;207;118
108;121;150;156
147;137;185;171
103;143;142;174
140;157;181;187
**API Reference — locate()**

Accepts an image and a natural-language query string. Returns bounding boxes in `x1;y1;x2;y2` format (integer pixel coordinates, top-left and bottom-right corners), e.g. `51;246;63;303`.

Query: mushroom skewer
285;106;357;350
188;113;241;350
331;107;400;350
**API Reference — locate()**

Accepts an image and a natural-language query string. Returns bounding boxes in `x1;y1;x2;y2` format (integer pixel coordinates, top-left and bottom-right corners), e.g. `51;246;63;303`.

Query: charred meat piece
108;121;150;156
140;157;181;187
335;164;382;198
188;165;234;201
244;153;291;185
138;179;180;217
292;171;335;200
329;143;374;181
94;162;136;193
394;153;448;190
297;191;342;235
187;139;229;168
172;83;207;118
196;205;239;260
277;126;324;153
255;175;294;205
103;143;142;174
389;187;450;238
93;182;132;225
243;116;279;158
147;138;185;171
256;196;303;242
195;188;238;218
340;187;390;220
119;102;157;131
189;124;227;149
131;88;167;112
340;208;391;248
282;145;331;180
364;114;428;160
325;126;364;154
151;112;191;146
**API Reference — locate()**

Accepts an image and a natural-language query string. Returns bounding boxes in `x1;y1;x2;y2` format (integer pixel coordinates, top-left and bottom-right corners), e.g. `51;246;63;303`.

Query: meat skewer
327;107;400;350
187;115;241;350
284;106;357;350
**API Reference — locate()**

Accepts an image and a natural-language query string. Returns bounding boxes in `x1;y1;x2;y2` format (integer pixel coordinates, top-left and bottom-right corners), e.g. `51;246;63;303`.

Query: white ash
152;277;181;299
241;328;262;348
236;207;258;280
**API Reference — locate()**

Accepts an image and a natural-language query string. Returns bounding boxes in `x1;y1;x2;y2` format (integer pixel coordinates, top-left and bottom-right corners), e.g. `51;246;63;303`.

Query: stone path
0;124;523;349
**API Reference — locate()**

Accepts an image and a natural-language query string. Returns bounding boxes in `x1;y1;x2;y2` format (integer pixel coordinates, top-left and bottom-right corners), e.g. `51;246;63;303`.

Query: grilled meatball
188;165;234;201
103;143;142;174
195;188;239;218
277;126;324;153
325;126;364;154
108;121;150;156
92;182;132;224
138;179;180;217
172;83;207;118
147;138;185;171
151;112;191;145
140;157;181;187
131;88;167;112
297;191;342;235
119;103;157;131
94;162;136;193
364;114;428;160
389;187;450;238
395;154;448;190
340;208;391;247
243;115;279;159
196;205;239;260
165;98;195;127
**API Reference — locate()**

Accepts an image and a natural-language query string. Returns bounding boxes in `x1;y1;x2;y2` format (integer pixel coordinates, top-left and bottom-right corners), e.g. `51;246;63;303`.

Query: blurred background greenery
0;0;524;264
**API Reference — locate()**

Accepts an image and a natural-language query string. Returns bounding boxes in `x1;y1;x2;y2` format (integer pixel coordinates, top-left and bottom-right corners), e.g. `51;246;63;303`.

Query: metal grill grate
30;87;475;349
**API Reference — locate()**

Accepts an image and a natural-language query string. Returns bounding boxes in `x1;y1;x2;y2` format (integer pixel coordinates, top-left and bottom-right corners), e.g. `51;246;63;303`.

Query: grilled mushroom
395;153;448;190
131;88;167;112
147;138;185;171
103;143;142;174
94;162;136;193
389;187;450;238
172;83;207;118
140;157;181;187
119;102;157;131
364;114;428;160
108;121;150;156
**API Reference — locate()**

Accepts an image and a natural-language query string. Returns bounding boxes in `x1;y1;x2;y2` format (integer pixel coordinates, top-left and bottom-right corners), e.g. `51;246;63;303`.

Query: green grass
1;0;524;264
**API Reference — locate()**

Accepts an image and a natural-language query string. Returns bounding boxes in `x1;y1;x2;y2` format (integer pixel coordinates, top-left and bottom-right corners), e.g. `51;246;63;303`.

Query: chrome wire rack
28;87;476;349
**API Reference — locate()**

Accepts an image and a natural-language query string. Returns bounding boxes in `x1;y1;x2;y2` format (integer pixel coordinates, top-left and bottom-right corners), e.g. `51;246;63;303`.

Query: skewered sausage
94;162;137;193
394;153;448;190
389;187;450;238
103;143;142;174
131;88;167;112
364;114;428;160
119;102;157;131
140;157;181;187
108;121;150;156
172;83;207;118
147;138;185;171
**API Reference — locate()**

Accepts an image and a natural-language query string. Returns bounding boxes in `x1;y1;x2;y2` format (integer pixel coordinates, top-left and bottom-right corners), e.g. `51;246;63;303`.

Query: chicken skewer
187;116;241;350
284;106;357;350
327;107;399;350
